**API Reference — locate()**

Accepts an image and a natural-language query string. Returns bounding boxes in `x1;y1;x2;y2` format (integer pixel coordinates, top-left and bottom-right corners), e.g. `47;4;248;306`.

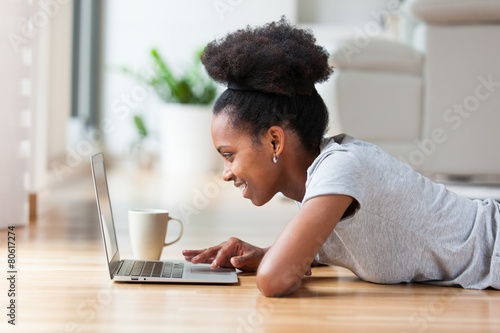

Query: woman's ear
268;126;285;156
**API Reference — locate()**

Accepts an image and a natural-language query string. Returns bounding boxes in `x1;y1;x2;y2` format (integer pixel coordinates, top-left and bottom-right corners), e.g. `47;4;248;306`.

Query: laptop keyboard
118;261;184;279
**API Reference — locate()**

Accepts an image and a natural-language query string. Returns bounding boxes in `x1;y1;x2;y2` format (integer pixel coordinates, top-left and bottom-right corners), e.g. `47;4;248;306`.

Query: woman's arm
256;194;353;297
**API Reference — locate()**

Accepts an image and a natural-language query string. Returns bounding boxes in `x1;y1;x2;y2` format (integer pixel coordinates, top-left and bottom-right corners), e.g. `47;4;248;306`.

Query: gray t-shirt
300;134;500;289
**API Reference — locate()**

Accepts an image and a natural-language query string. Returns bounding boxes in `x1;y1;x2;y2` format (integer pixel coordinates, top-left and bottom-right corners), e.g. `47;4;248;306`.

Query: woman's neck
279;147;319;202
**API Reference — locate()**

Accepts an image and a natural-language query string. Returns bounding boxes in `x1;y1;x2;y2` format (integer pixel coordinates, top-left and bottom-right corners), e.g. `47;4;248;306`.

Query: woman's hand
182;237;267;272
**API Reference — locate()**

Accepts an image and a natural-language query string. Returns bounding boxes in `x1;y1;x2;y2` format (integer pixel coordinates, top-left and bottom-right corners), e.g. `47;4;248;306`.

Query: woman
182;18;500;297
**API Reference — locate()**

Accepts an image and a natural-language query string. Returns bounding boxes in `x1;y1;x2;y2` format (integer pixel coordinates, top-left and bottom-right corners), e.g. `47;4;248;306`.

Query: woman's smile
235;180;248;196
235;182;246;191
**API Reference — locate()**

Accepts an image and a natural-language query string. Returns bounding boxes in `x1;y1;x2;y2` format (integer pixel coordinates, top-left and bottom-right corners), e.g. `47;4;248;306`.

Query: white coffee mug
128;209;183;260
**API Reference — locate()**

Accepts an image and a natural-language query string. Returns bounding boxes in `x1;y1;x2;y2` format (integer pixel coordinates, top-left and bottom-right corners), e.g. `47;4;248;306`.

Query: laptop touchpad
190;267;234;275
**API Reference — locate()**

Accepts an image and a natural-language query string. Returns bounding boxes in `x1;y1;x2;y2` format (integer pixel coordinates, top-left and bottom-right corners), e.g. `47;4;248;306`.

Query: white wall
102;0;297;156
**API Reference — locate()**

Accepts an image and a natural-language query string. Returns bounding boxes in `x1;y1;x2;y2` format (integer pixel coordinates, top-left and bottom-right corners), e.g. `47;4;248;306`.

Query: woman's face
211;113;282;206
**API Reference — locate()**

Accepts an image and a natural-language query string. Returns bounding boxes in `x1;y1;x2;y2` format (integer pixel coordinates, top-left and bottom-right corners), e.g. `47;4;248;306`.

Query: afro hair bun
201;16;333;96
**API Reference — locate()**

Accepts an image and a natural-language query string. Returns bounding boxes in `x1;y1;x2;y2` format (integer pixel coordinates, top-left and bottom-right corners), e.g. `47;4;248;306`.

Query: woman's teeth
238;183;247;191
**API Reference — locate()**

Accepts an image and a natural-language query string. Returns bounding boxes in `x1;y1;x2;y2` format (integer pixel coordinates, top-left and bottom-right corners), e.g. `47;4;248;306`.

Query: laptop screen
91;153;119;264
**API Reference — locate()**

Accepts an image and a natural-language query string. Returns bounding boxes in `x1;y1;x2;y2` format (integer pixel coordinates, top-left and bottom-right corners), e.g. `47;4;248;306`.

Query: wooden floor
1;163;500;333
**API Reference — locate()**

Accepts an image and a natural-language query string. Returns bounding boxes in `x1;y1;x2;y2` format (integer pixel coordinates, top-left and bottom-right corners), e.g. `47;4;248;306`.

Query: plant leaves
133;114;148;138
119;46;217;105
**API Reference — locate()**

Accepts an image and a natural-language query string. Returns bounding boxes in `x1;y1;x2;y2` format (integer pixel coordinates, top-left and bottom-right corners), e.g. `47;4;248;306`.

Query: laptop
90;152;238;284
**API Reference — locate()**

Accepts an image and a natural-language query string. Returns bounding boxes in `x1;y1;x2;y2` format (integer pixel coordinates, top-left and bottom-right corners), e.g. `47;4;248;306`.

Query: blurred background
2;0;500;229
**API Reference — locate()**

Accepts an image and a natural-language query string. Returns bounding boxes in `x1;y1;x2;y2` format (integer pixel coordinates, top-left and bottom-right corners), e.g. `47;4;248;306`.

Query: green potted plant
122;48;217;105
122;47;220;174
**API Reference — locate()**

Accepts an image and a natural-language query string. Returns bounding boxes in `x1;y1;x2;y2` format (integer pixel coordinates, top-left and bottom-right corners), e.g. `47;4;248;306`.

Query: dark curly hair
201;17;333;153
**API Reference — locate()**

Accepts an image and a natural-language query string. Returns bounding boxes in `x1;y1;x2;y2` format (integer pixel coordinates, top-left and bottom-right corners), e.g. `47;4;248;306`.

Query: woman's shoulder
310;134;357;174
304;134;370;206
308;133;413;191
317;134;418;182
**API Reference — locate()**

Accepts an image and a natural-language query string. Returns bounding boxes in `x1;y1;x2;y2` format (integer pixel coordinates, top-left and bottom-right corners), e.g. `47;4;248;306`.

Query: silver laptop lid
91;153;121;278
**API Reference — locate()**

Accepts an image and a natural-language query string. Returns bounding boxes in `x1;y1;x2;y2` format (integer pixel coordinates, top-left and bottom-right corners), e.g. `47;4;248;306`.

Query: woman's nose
222;165;234;182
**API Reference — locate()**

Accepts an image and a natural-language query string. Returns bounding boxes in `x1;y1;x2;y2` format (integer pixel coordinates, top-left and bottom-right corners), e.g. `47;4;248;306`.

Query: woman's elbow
256;270;302;297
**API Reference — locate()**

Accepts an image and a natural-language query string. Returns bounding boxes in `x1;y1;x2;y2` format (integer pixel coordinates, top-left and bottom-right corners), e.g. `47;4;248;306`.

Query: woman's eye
223;153;233;160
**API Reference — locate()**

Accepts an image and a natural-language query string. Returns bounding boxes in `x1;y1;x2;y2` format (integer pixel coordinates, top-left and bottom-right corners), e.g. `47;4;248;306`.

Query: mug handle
164;217;183;246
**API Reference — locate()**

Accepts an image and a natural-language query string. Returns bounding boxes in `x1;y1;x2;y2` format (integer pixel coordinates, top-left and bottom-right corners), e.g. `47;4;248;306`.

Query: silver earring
273;154;278;164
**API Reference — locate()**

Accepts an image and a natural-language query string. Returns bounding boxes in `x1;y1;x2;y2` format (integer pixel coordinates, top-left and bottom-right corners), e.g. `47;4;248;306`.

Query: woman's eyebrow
217;145;230;154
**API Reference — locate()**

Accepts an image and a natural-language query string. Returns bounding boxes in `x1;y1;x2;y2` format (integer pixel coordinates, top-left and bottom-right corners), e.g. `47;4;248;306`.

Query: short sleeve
302;143;365;209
